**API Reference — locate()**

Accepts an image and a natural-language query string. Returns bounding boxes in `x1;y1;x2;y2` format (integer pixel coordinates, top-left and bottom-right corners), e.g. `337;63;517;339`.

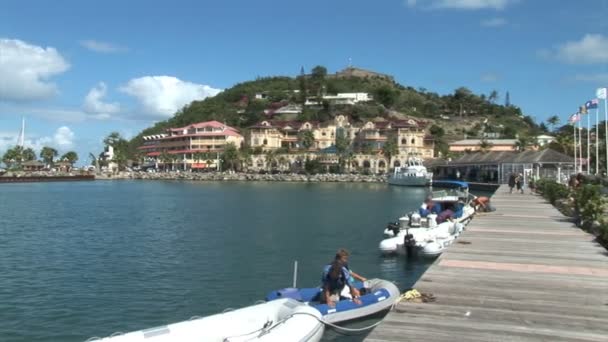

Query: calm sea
0;180;435;341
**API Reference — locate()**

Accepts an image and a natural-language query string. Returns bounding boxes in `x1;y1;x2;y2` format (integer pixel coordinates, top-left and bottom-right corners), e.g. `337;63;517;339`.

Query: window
411;138;416;145
263;139;268;145
401;138;406;145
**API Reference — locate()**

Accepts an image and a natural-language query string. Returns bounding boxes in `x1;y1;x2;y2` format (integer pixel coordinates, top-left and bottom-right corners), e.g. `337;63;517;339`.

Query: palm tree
61;151;79;165
515;136;530;152
546;115;560;132
381;137;399;164
40;146;58;166
265;149;277;171
221;143;240;171
488;90;499;104
22;147;36;161
298;130;315;150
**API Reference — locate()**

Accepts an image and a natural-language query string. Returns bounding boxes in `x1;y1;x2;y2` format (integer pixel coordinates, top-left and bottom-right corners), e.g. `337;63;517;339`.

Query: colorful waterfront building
139;121;244;170
247;115;434;173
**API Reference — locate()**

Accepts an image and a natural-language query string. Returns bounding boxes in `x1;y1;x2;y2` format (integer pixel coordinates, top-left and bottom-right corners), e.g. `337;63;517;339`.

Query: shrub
536;179;569;205
574;184;606;226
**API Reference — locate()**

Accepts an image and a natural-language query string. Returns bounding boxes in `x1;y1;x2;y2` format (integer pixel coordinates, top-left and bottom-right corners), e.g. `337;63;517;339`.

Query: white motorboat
387;157;432;187
87;298;324;342
379;220;464;256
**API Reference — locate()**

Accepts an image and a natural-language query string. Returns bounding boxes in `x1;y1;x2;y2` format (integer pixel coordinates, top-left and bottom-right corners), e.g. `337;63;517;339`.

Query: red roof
160;130;242;139
168;120;240;133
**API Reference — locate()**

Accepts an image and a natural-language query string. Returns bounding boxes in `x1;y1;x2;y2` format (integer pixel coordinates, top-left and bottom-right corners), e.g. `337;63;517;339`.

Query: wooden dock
366;184;608;342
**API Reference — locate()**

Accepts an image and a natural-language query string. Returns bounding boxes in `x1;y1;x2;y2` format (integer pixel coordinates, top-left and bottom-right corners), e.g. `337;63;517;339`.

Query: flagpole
579;119;583;173
596;107;600;175
605;97;608;175
573;117;577;174
587;112;590;174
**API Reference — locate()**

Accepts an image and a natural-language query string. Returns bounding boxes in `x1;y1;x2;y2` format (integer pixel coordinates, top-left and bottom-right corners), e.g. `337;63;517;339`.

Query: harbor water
0;181;436;341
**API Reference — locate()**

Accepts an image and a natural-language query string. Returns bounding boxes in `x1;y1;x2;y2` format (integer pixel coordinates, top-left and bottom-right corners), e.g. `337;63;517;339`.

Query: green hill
129;66;544;156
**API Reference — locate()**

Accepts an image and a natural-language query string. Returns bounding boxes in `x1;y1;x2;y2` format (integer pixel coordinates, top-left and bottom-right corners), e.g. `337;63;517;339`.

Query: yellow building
247;116;435;173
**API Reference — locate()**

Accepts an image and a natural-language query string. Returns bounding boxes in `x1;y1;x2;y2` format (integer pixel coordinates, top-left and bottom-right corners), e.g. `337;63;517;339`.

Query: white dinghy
379;220;464;257
87;298;324;342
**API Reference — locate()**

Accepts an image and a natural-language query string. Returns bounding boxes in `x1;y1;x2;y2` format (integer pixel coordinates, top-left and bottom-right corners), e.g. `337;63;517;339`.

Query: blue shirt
419;202;441;217
321;265;353;292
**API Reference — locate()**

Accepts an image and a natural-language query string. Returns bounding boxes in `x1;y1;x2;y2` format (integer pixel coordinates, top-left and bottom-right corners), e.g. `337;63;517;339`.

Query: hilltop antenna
348;57;352;68
18;117;25;147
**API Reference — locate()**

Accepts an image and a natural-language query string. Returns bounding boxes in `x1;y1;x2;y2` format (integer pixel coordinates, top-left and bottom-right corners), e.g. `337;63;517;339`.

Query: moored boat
265;278;399;324
87;298;324;342
387;157;433;187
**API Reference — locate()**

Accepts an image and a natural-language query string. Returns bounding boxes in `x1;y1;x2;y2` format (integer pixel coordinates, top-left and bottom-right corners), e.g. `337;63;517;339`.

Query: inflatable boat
265;278;399;324
87;298;324;342
379;221;464;256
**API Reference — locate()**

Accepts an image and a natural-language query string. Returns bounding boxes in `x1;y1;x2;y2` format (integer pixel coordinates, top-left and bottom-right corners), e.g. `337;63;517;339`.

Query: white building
536;135;556;147
305;92;372;106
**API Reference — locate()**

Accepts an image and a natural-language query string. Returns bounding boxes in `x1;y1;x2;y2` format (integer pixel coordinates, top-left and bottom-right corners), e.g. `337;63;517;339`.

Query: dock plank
365;185;608;342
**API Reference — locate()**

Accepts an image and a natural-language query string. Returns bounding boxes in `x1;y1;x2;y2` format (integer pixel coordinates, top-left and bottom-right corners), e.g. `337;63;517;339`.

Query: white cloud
573;73;608;83
53;126;74;149
119;76;222;118
480;72;499;82
83;82;121;119
0;38;70;101
481;17;507;27
555;34;608;64
80;40;127;53
406;0;517;10
0;126;74;155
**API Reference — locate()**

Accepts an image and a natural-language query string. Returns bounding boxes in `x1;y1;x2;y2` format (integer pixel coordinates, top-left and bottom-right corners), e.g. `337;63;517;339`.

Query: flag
579;105;588;115
585;99;599;109
597;88;607;99
568;113;580;124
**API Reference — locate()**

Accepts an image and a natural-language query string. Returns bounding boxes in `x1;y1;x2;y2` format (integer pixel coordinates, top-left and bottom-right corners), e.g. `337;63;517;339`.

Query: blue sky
1;0;608;164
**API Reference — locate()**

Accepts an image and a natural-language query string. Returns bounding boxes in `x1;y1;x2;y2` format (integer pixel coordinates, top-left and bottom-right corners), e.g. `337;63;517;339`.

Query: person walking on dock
508;173;516;194
516;173;524;194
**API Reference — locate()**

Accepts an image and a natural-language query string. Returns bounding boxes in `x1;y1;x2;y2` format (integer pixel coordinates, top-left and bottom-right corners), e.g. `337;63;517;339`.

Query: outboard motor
427;213;438;228
409;212;422;227
386;222;400;236
398;216;409;229
403;228;417;257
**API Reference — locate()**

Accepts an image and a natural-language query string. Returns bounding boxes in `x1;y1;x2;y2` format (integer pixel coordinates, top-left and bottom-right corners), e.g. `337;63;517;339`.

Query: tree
373;85;398;108
103;132;123;147
488;90;499;104
546;115;560;132
264;149;277;171
429;125;445;137
2;146;24;169
22;147;36;161
515;136;530;152
40;147;58;166
221;143;239;171
61;151;78;165
505;91;511;107
89;152;100;171
311;65;327;80
298;130;315;150
159;151;171;171
298;66;308;104
382;136;399;162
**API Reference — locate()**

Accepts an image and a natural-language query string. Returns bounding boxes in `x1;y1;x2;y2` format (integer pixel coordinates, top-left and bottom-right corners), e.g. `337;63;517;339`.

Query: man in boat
472;196;495;212
419;196;441;218
322;260;362;308
334;249;367;283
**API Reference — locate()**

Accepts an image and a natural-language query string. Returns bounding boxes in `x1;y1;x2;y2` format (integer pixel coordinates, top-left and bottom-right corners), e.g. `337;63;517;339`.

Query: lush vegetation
1;145;79;170
535;178;608;243
126;66;541;158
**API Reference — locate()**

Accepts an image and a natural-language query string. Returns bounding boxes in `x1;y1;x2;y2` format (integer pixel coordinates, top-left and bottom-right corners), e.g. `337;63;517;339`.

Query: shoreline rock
96;171;388;183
